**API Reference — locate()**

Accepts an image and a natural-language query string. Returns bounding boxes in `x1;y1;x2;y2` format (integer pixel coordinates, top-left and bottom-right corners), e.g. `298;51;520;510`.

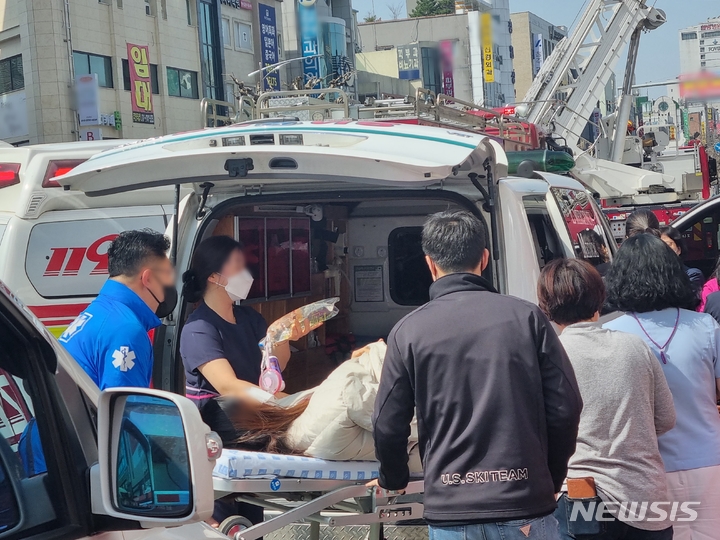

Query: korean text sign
299;1;320;87
127;43;154;124
440;40;454;97
259;4;281;91
396;44;420;80
481;12;494;84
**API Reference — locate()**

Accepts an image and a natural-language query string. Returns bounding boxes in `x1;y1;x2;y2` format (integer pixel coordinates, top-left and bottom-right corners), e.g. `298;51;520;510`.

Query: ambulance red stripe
28;304;88;319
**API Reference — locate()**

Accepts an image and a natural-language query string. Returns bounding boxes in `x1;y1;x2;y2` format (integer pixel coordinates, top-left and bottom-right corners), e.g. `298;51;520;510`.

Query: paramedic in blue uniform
180;235;311;530
59;230;177;389
20;230;178;477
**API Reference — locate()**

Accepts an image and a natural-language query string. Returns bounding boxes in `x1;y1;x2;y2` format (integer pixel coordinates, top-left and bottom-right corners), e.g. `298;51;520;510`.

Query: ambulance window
389;227;432;306
677;210;720;279
550;187;612;268
523;197;563;269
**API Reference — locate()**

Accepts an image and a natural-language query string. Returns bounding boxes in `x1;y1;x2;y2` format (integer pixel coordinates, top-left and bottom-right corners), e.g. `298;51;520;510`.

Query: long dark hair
200;396;309;454
605;234;699;313
182;236;243;303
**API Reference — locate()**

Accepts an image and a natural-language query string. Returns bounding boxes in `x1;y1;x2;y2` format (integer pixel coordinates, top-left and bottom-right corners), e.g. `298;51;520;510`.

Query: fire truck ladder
522;0;665;155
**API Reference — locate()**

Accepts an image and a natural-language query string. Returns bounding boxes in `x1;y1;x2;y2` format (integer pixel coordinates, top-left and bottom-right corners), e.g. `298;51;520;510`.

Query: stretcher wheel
219;515;254;537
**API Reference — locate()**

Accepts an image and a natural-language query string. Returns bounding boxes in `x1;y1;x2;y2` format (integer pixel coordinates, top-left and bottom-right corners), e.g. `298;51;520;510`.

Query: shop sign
127;43;154;125
259;4;281;91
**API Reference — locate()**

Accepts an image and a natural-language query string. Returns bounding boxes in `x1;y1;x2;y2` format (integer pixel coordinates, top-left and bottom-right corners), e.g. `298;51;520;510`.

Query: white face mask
219;269;254;301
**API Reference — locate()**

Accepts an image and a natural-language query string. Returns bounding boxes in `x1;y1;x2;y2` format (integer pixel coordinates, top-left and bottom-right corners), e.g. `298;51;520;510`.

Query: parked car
0;280;228;539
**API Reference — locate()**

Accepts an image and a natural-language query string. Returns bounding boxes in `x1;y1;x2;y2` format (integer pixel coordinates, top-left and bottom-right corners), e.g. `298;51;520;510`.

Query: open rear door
56;121;505;197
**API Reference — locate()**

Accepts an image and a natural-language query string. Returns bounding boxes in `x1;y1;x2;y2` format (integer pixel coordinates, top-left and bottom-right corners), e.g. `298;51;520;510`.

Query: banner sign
396;44;420;80
76;74;100;126
299;1;320;87
481;12;494;83
221;0;252;9
701;23;720;32
259;4;281;91
532;33;544;77
0;91;28;139
127;43;155;124
679;73;720;101
440;40;455;97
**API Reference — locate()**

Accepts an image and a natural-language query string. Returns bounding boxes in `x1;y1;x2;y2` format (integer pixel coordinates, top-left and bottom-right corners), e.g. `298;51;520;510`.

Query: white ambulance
0;141;183;337
58;120;617;390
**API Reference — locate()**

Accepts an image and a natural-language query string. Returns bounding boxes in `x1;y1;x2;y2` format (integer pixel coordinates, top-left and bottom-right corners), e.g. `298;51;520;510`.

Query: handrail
255;89;349;119
200;98;239;128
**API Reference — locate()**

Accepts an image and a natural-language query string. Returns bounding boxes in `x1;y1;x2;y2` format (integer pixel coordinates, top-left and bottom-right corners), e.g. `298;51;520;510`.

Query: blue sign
298;2;320;87
259;4;280;91
270;478;282;491
396;44;420;80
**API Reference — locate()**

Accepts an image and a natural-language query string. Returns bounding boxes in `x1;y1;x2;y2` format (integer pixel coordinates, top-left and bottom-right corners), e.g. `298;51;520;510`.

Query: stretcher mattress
213;449;380;481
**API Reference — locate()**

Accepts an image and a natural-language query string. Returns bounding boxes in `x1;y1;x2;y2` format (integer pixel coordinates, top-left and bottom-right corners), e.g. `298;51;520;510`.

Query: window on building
701;54;706;60
700;40;705;45
234;20;252;51
73;51;113;88
122;59;159;94
701;47;705;52
701;61;707;67
702;31;720;39
681;32;698;40
0;55;24;95
186;0;195;25
222;17;232;48
167;66;199;98
420;47;441;95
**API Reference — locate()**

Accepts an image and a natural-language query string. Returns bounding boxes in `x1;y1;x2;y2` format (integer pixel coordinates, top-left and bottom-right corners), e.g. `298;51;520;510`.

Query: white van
59;120;616;392
0;141;183;338
0;280;228;539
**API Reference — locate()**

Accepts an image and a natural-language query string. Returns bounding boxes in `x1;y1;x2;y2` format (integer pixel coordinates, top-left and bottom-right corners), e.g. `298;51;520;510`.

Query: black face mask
149;284;178;319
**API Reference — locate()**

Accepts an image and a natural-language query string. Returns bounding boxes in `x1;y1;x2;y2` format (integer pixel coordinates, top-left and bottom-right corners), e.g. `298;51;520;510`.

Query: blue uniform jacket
59;280;161;390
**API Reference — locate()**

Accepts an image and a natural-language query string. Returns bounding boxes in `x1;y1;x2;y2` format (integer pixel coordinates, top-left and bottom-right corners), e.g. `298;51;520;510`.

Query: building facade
0;0;283;145
510;11;566;101
679;16;720;74
357;4;515;108
280;0;357;95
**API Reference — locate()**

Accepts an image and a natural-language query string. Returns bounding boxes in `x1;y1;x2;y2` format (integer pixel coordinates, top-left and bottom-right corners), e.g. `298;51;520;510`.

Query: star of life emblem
59;312;92;343
112;347;136;372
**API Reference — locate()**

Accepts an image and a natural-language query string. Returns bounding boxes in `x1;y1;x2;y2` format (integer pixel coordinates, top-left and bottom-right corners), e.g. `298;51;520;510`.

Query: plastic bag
263;298;340;347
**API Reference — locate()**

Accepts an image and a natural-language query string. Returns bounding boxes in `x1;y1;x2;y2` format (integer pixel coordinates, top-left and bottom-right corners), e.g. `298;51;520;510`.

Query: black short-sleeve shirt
180;302;267;406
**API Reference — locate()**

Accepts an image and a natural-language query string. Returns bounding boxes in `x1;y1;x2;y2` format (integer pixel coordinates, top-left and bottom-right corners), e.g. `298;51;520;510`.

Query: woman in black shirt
180;236;300;407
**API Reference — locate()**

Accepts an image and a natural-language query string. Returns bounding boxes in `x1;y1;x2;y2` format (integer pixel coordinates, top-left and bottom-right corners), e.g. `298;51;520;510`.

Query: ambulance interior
179;193;490;393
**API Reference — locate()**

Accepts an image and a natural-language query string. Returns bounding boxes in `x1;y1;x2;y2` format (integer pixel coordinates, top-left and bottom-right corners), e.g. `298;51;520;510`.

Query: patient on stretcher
201;340;421;470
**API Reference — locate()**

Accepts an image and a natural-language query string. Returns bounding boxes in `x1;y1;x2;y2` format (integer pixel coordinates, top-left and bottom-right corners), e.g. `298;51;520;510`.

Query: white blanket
213;449;379;481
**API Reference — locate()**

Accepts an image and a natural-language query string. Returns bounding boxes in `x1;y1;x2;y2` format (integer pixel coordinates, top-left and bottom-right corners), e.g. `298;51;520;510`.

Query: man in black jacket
373;210;582;540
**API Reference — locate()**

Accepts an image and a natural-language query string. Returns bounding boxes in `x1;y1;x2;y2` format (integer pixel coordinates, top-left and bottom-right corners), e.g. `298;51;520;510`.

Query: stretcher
213;449;425;540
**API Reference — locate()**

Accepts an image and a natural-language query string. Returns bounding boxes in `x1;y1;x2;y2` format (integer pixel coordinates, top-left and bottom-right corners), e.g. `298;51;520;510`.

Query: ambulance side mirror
90;388;222;527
